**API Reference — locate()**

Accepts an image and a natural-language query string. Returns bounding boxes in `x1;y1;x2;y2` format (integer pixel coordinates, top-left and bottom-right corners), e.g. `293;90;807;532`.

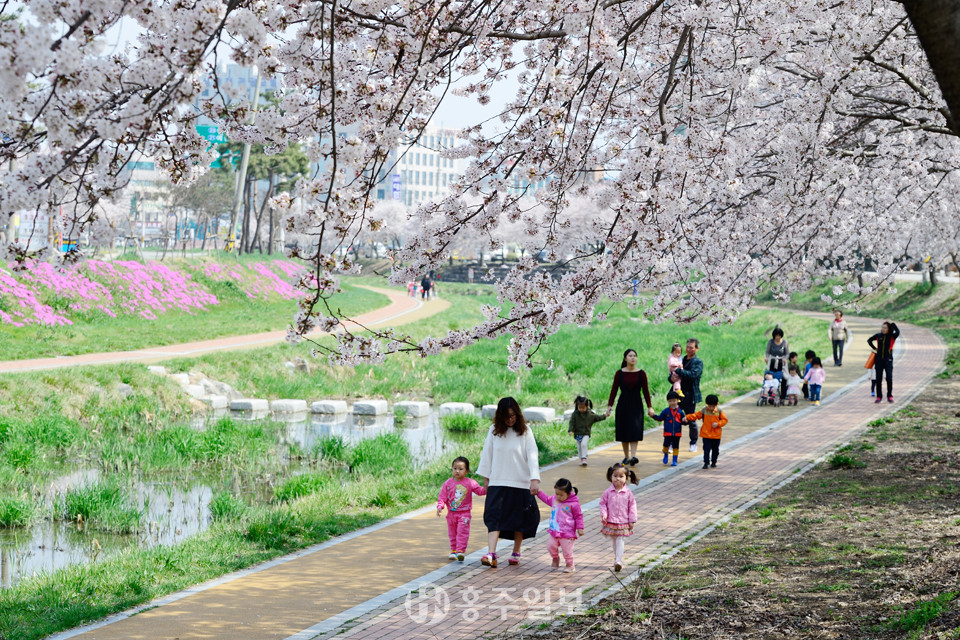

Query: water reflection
2;408;478;588
0;476;213;589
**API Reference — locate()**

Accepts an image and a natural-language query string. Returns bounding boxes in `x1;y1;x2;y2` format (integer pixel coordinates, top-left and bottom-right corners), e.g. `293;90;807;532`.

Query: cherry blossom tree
1;0;960;368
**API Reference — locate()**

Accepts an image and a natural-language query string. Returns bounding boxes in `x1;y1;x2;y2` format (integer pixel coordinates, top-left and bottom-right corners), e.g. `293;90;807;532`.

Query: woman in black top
606;349;656;466
867;321;900;403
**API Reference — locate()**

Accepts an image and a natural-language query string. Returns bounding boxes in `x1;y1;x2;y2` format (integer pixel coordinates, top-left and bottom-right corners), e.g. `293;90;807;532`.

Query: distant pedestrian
828;310;851;366
672;338;703;451
685;394;727;469
468;266;475;284
436;457;486;562
764;327;789;400
804;357;826;406
536;478;584;573
420;276;432;300
569;395;606;466
476;397;541;568
600;463;638;573
801;350;816;399
867;321;900;403
652;390;687;467
606;348;656;466
407;281;416;297
868;363;879;397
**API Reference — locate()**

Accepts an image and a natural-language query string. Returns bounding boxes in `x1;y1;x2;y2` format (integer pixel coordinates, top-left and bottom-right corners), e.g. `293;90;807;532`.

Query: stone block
481;404;498;419
230;398;269;412
272;399;309;414
146;365;166;375
562;409;574;420
184;384;206;399
353;399;389;416
439;402;475;417
200;395;228;410
394;401;431;418
169;373;190;387
311;400;348;414
524;407;556;423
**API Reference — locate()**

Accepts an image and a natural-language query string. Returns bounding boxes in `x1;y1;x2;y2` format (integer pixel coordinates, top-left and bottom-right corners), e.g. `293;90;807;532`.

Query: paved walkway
0;287;447;373
50;314;944;640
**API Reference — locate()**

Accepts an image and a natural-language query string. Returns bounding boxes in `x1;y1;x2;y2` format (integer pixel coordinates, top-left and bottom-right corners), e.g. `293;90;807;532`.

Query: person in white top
476;397;541;568
828;310;851;366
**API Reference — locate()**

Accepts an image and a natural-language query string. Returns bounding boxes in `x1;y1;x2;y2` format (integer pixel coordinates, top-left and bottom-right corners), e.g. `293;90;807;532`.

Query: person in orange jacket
685;394;727;469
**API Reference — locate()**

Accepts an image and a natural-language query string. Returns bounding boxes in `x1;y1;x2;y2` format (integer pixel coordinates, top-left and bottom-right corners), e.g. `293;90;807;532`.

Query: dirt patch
518;377;960;640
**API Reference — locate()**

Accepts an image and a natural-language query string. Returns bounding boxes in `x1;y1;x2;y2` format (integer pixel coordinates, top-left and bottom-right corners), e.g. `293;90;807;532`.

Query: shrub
209;493;246;522
0;496;34;526
315;436;348;463
61;480;142;534
275;474;329;503
351;433;410;473
440;412;483;432
828;453;867;469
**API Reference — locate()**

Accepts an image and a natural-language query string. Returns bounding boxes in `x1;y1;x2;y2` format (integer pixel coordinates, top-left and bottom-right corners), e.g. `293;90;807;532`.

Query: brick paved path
50;315;943;640
306;319;943;640
0;286;445;373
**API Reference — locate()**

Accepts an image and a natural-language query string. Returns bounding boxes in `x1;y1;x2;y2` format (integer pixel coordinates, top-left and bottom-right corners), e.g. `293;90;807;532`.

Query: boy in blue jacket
652;391;688;467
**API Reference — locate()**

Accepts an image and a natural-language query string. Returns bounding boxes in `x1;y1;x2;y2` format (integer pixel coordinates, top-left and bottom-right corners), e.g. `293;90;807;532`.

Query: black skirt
615;392;645;442
483;485;540;540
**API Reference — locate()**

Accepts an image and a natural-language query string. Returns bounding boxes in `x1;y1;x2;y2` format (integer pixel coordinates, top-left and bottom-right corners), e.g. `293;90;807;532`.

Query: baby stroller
756;371;782;407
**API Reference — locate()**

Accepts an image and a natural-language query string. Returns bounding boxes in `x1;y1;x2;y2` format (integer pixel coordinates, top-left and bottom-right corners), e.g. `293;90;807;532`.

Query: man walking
671;338;703;452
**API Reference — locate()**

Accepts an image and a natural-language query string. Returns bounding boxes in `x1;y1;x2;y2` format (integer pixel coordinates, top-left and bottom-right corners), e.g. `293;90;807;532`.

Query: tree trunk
240;178;251;256
929;260;938;287
902;0;960;134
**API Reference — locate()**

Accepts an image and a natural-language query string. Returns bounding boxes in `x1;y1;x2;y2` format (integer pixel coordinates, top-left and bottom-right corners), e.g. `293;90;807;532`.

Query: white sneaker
689;443;697;452
448;552;458;560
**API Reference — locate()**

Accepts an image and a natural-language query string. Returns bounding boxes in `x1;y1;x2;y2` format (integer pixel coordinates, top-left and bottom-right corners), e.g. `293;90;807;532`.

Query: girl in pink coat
437;456;486;561
599;463;639;572
536;478;584;573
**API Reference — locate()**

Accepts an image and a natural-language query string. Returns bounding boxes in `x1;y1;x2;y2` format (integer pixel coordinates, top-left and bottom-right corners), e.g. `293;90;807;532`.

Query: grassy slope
172;278;833;407
0;271;385;360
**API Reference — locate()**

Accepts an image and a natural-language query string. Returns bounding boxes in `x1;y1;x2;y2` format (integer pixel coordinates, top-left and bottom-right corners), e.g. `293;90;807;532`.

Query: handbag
864;352;875;369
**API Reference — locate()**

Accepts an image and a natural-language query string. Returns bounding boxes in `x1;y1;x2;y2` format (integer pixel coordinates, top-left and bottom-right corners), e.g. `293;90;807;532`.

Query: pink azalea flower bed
0;260;307;327
197;261;308;300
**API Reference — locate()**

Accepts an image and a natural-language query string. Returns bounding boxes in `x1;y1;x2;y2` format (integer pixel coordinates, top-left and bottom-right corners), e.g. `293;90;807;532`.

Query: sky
106;12;518;134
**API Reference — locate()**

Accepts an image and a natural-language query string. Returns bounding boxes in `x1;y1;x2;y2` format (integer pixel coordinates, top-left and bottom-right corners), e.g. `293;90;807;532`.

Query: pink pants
446;511;472;552
547;536;576;567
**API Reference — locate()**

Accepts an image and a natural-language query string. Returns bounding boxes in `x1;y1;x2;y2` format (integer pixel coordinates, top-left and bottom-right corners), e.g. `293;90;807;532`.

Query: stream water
1;408;470;588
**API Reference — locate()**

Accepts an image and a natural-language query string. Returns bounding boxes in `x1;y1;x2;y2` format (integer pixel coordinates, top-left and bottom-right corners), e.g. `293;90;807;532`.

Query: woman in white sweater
475;397;541;568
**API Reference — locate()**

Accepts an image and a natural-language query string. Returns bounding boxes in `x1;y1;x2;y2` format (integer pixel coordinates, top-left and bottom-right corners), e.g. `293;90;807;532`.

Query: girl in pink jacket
599;463;639;572
437;456;486;561
536;478;584;573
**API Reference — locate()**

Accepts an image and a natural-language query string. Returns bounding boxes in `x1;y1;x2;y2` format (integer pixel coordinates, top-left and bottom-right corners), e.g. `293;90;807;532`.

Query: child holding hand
437;456;486;561
685;394;727;469
536;478;584;573
652;390;688;467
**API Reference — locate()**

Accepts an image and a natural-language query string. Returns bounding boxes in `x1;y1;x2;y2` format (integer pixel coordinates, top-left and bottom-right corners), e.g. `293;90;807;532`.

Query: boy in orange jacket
685;394;727;469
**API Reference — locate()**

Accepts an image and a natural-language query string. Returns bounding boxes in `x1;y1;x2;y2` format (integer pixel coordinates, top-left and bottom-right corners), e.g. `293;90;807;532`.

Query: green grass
176;278;833;407
60;479;143;534
440;412;484;432
828;453;867;470
0;496;34;526
886;592;957;632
